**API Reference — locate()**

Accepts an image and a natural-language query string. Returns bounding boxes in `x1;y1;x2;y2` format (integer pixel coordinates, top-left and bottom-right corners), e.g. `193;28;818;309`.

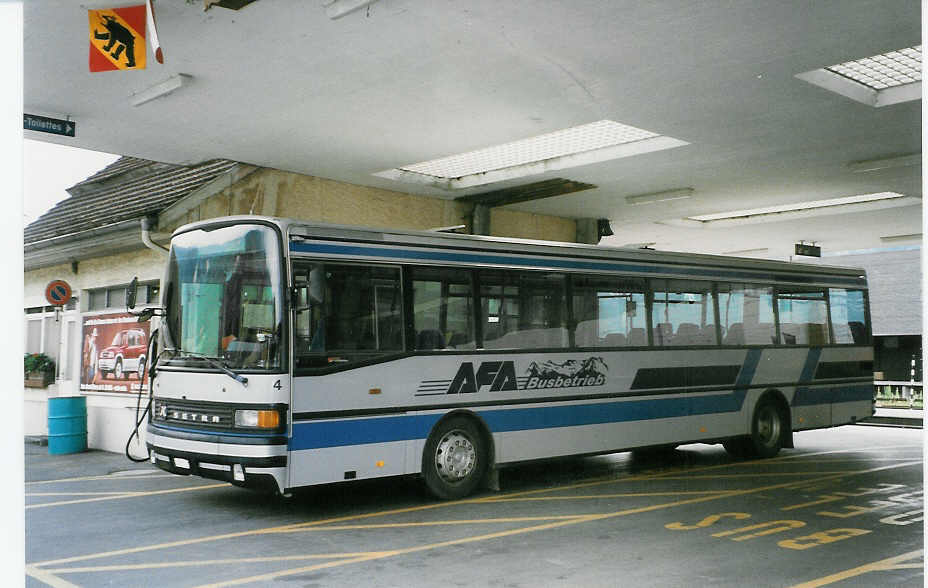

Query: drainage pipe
141;216;169;255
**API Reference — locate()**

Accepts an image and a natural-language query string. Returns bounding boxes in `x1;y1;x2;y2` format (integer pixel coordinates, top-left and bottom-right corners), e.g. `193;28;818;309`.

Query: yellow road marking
774;458;921;463
31;459;921;583
27;491;146;496
196;495;744;588
774;446;923;460
781;495;846;511
24;565;79;588
482;491;731;502
790;549;923;587
193;460;924;587
272;515;590;533
30;459;757;569
45;552;397;574
26;483;227;509
642;472;858;480
26;472;172;485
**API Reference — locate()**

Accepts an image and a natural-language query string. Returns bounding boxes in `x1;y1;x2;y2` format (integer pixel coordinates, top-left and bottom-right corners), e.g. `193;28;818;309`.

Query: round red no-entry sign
45;280;72;306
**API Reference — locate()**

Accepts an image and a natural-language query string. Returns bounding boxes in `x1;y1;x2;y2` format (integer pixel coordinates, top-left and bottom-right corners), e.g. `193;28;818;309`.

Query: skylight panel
401;121;657;179
826;46;922;90
374;120;688;190
796;46;922;107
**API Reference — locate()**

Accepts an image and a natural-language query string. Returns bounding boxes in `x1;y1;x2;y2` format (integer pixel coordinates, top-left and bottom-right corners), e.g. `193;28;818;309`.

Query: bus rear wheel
750;398;786;458
422;417;487;500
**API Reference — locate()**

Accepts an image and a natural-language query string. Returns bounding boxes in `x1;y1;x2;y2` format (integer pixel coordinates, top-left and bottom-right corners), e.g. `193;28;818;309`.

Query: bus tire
422;416;488;500
749;397;787;458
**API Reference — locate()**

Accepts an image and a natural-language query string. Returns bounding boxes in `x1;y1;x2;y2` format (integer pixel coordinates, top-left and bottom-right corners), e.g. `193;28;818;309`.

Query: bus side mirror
127;277;139;310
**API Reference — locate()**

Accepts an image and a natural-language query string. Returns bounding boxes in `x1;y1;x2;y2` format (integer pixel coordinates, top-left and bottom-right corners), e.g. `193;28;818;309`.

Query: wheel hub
757;405;781;447
435;430;476;483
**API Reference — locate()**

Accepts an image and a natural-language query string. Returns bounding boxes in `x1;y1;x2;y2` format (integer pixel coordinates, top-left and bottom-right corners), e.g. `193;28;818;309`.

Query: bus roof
173;215;867;285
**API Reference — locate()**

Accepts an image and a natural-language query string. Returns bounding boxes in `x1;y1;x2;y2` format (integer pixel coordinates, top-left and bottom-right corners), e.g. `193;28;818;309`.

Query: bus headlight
234;409;280;429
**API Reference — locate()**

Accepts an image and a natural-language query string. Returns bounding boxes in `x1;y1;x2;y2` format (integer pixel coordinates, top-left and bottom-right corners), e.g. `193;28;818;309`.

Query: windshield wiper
166;348;248;386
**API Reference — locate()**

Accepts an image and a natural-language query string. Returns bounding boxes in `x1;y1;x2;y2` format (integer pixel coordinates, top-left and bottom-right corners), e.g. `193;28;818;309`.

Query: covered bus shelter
19;1;922;446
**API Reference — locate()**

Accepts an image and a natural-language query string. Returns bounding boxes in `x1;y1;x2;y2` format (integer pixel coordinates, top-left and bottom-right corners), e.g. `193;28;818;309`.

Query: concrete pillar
576;218;599;244
472;204;491;236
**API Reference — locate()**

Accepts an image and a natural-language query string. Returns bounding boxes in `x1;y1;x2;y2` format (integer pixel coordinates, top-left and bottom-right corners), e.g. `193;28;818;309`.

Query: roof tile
24;157;239;244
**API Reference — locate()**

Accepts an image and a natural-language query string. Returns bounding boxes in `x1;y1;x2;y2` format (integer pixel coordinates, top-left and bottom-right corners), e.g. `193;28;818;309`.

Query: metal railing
874;380;923;409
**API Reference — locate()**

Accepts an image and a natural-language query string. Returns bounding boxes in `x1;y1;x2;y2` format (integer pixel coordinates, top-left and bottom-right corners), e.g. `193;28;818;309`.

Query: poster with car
81;312;150;393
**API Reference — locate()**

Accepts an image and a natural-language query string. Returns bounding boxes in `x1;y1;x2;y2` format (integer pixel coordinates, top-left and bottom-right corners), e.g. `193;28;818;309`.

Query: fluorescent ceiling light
880;233;922;243
324;0;377;19
796;46;922;107
130;74;191;107
690;192;906;222
848;153;921;173
660;192;917;228
625;188;693;205
375;120;688;190
722;248;770;256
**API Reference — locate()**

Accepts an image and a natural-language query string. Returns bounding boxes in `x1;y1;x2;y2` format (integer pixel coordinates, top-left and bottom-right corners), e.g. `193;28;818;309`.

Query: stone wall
165;167;577;241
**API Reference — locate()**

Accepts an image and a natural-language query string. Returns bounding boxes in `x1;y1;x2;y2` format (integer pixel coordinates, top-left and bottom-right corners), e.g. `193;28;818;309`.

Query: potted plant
24;353;55;388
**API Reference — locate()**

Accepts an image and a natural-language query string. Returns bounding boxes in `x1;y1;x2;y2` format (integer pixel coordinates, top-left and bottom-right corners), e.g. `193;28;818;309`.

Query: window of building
717;283;776;345
572;275;647;347
650;279;717;346
86;282;159;311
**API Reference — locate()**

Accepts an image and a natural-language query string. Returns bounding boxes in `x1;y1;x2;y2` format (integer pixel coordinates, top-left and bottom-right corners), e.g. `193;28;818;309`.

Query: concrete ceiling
24;0;922;259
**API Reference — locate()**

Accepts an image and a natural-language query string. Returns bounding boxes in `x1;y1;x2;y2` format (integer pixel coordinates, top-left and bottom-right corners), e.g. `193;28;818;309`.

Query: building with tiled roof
25;157;244;269
23;155;580;454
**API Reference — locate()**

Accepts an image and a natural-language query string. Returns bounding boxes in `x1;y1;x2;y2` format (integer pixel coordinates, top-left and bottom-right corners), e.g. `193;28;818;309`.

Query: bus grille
152;399;235;429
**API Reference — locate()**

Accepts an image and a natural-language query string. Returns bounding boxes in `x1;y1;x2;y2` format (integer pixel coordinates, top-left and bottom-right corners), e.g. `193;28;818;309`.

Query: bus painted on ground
144;216;874;499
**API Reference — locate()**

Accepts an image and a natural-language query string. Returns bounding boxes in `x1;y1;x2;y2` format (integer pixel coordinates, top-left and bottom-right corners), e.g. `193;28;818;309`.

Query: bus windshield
163;224;284;371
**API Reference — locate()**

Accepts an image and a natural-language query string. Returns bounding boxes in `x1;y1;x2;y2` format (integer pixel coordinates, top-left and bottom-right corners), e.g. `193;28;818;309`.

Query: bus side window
829;288;871;344
650;279;717;346
776;287;829;345
293;263;403;368
480;271;568;349
410;267;475;351
292;263;326;368
717;283;775;345
571;275;647;348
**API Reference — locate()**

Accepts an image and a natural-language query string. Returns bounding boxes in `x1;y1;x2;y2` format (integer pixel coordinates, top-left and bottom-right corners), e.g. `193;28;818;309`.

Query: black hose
125;331;158;463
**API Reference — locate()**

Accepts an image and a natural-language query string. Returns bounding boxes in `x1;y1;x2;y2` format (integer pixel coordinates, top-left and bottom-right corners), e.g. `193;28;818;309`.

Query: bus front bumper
147;425;288;493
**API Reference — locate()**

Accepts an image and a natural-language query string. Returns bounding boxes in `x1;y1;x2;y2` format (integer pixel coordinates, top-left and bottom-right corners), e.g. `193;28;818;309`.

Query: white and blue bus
140;216;874;499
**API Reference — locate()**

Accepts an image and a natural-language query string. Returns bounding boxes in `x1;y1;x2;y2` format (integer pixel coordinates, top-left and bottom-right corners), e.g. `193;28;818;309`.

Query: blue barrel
48;396;87;455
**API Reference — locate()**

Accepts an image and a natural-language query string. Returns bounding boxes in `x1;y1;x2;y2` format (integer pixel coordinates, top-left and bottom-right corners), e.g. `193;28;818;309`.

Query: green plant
24;353;55;374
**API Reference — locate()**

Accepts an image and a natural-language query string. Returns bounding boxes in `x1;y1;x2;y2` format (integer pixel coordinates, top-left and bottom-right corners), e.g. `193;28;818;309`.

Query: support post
472;204;491;236
576;218;599;244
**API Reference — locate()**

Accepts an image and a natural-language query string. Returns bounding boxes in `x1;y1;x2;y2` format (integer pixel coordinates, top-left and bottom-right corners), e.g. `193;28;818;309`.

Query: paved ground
26;425;923;587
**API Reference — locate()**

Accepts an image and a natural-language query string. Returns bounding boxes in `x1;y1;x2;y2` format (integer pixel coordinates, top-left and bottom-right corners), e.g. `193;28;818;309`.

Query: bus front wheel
422;417;488;500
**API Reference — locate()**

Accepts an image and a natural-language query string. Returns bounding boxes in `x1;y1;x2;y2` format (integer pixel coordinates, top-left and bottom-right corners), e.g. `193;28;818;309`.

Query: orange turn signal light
257;410;280;428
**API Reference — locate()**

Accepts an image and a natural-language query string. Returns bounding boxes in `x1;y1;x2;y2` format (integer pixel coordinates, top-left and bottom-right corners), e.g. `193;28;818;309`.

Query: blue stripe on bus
287;348;867;451
792;348;824;407
691;348;761;416
289;241;865;286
